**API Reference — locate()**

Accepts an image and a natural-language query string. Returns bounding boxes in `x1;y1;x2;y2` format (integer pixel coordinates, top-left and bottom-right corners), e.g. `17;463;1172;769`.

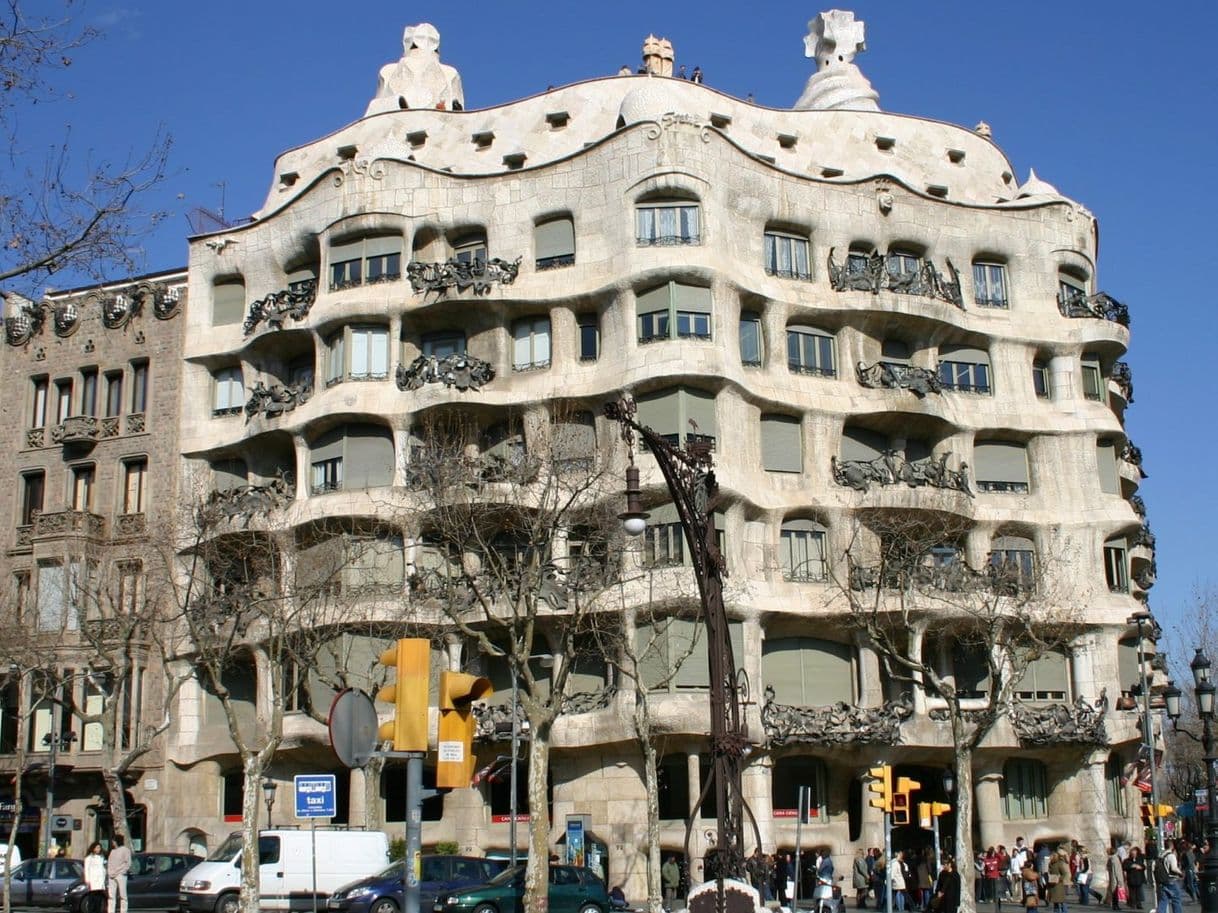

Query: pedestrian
874;855;888;911
1122;847;1146;911
998;845;1012;901
107;834;132;913
933;858;962;913
854;848;871;909
83;842;106;913
1047;850;1070;913
776;852;792;908
609;885;628;910
691;66;703;84
892;851;908;912
1021;861;1040;910
1075;846;1094;905
1104;845;1126;911
1154;840;1183;913
1179;841;1198;901
677;64;688;79
662;855;679;911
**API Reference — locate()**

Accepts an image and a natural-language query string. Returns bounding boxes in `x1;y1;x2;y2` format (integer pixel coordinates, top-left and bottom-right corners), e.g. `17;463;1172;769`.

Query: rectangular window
1032;361;1051;398
1058;276;1088;315
420;331;466;358
116;560;143;613
1080;356;1104;401
363;237;401;284
637;282;712;343
972;262;1008;308
123;460;148;514
638;309;669;342
326;332;345;385
760;415;802;473
1104;541;1129;593
104;372;123;418
786;327;836;377
212;282;245;326
36;561;66;632
764;231;812;280
79;369;98;417
71;465;95;511
780;527;827;581
644;522;685;567
212;367;244;415
886;250;921;284
535;217;575;270
331;249;362;289
512;316;552;371
311;457;343;494
130;361;148;413
348;326;390;379
21;472;45;526
577;315;599;362
453;236;487;266
938;360;991;394
636;202;700;246
55;380;73;423
739;312;762;367
1001;760;1048;820
989;548;1036;590
31;378;48;428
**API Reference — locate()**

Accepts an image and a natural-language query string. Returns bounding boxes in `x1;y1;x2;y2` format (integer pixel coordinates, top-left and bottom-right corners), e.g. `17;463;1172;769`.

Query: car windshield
375;864;403;880
207;835;243;862
486;865;523;887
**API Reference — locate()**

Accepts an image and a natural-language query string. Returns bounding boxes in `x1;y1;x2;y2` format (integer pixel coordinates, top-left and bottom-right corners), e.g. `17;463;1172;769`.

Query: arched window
534;216;575;270
636;199;700;246
1001;759;1048;820
778;520;826;580
764;229;812;280
763;637;853;705
989;535;1036;592
972;260;1008;308
329;234;402;289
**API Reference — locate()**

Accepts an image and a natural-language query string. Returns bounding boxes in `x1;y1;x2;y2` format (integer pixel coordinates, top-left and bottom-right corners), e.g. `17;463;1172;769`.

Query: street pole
884;812;893;913
42;714;59;857
1201;715;1216;913
931;816;940;878
794;786;806;911
509;656;519;872
1132;612;1164;855
404;754;423;913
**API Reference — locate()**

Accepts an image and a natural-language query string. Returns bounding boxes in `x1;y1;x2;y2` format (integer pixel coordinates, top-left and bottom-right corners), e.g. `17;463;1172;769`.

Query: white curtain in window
37;563;65;631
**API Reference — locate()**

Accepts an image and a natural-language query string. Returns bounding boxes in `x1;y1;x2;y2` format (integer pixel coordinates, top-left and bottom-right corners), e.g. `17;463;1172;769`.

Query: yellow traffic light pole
868;765;924;913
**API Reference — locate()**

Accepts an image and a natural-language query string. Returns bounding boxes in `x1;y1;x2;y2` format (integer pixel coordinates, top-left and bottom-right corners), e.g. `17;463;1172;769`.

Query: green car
433;864;607;913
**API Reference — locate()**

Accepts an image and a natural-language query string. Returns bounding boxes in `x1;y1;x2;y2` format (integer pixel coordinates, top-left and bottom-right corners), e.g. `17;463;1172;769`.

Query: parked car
66;852;202;913
0;858;84;908
330;856;507;913
433;864;608;913
0;844;22;875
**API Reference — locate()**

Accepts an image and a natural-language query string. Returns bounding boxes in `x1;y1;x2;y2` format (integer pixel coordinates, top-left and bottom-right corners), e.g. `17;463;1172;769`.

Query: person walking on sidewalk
106;835;132;913
1103;846;1125;911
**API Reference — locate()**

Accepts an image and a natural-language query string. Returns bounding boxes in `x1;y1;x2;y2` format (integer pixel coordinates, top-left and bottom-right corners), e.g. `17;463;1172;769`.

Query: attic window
1001;171;1013;185
545;111;570;128
710;113;732;129
337;145;357;161
472;131;495;150
777;133;798;149
279;172;300;188
503;153;527;170
947;148;966;164
407;130;428;148
821;167;844;178
926;184;949;198
875;136;895;151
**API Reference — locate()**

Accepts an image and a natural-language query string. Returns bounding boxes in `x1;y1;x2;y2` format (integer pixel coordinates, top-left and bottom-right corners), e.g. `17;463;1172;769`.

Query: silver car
2;858;85;907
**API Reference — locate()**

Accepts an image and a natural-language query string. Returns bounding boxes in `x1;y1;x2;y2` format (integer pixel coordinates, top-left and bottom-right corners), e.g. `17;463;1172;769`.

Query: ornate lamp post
262;778;278;829
1163;650;1218;913
1129;609;1165;853
604;395;756;903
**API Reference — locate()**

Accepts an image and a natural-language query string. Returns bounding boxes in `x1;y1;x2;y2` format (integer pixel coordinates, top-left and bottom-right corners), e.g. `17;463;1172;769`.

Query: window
212;366;244;416
55;380;73;423
739;311;762;366
20;472;44;526
635;200;700;246
642;504;725;569
635;616;743;691
1117;638;1141;698
79;369;98;417
974;441;1029;493
312;458;342;494
36;560;82;632
212;459;248;493
329;235;402;289
1032;360;1051;399
123;459;148;514
1014;651;1069;702
937;345;991;394
327;326;389;383
30;378;48;428
764;638;852;705
535;216;575;270
764;230;811;280
1001;759;1048;820
972;261;1008;308
1105;755;1128;817
787;326;836;377
771;758;829;820
779;519;827;580
657;753;690;820
286;266;317;295
552;412;596;465
104;372;123;418
951;641;990;699
1080;353;1104;401
635;386;717;449
637;282;712;342
847;245;875;280
1058;274;1088;315
212;280;245;326
989;536;1036;592
1096;440;1120;495
116;560;143;614
71;465;95;510
309;424;394;495
761;415;802;473
577;314;599;362
1104;536;1129;593
130;361;148;414
452;232;487;266
886;248;921;285
420;331;466;358
512;316;552;371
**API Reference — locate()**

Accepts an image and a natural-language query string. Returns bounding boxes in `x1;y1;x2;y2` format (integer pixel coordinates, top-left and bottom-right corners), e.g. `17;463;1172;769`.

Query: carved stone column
1049;354;1076;406
348;765;368;827
291;433;311;501
910;623;928;715
1076;750;1112;862
1070;634;1100;704
745;755;774;853
856;634;882;707
974;766;1005;851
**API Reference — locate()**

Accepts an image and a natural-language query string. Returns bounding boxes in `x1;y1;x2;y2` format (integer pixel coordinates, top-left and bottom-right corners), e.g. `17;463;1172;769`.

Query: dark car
330;856;507;913
65;853;203;913
433;864;608;913
0;858;85;907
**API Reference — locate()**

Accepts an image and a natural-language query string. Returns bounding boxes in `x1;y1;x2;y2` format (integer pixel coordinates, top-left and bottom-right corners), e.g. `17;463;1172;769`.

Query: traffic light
1140;802;1174;825
435;670;493;789
892;776;922;825
867;765;892;812
375;638;430;752
918;802;951;827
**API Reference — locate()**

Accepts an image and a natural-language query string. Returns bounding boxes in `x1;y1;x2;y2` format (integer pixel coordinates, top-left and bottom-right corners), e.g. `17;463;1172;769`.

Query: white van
0;844;20;875
179;829;388;913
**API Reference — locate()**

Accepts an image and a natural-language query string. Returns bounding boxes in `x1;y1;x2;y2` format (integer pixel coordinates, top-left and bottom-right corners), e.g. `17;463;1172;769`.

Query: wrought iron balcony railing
1057;287;1130;327
760;686;913;747
242;279;317;336
406;257;521;295
856;361;942;397
831;451;972;496
827;248;963;308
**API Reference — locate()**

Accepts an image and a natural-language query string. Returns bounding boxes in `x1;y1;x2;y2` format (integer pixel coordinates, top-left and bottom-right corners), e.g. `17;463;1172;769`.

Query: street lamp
1129;609;1165;853
262;778;278;829
605;394;757;904
508;652;553;872
1164;649;1218;913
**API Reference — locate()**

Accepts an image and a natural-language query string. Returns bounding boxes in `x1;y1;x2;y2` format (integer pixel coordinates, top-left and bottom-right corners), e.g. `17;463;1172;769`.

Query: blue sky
12;0;1218;639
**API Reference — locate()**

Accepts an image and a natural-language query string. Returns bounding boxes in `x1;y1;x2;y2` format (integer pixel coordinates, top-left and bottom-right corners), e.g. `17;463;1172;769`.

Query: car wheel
215;893;241;913
371;899;400;913
473;903;498;913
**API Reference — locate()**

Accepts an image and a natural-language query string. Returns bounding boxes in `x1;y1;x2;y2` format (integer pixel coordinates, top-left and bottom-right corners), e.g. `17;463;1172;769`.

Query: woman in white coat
83;842;107;913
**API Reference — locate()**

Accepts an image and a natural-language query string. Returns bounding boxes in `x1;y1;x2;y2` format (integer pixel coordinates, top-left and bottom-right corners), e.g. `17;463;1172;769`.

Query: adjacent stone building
2;11;1159;895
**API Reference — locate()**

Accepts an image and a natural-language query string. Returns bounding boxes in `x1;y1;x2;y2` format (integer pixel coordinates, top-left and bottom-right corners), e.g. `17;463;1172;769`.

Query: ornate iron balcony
242;279;317;336
831;451;972;496
636;233;701;247
1056;287;1130;327
245;381;312;419
975;480;1029;494
760;686;913;747
1111;361;1134;403
406;256;521;295
856;361;942;397
201;472;294;526
536;254;575;271
1008;696;1107;746
396;354;495;391
827;248;963;308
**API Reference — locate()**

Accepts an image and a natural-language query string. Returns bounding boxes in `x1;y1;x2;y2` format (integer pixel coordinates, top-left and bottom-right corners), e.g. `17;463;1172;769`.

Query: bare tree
0;1;171;290
831;508;1083;909
1164;586;1218;802
403;406;622;913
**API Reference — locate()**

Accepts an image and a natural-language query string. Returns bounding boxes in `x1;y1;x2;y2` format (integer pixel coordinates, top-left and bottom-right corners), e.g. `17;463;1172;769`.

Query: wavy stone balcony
31;510;106;540
50;416;100;447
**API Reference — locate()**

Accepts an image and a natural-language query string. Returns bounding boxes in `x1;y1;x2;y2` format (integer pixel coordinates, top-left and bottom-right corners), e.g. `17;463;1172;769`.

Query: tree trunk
524;725;552;913
101;768;129;841
950;709;976;913
238;757;265;913
363;755;386;830
635;698;663;913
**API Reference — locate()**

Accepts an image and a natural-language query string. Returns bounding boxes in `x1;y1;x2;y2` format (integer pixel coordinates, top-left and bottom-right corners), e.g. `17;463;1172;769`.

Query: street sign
329;689;379;769
294;774;337;819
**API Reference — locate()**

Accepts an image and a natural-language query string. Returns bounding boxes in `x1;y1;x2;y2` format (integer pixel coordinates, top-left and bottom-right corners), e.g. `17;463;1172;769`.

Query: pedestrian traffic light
867;764;892;812
375;638;430;752
1140;802;1174;825
892;776;922;825
435;670;493;789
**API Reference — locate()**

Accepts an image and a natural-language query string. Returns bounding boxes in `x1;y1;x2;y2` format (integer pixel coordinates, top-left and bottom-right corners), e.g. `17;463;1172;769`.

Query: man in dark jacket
934;858;962;913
